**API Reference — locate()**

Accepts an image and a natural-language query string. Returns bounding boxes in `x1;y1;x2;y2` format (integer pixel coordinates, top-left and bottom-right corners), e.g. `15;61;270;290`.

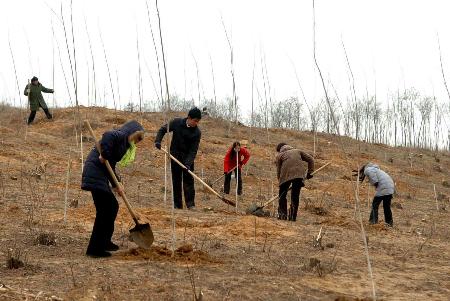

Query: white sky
1;0;450;117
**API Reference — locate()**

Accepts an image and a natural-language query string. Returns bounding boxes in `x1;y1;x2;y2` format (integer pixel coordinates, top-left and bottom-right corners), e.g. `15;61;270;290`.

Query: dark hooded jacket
155;117;201;167
81;120;144;192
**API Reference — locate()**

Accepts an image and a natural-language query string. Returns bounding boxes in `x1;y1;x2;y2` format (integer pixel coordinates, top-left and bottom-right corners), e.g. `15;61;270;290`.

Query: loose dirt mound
224;215;296;238
117;244;221;264
319;215;354;228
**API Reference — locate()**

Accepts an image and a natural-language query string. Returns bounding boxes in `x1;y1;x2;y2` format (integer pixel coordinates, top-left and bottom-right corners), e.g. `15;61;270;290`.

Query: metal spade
85;120;154;249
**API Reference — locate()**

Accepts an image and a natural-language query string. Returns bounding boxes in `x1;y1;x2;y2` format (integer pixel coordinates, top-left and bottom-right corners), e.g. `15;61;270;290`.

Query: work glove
155;142;161;150
184;164;191;171
306;173;313;179
374;182;379;188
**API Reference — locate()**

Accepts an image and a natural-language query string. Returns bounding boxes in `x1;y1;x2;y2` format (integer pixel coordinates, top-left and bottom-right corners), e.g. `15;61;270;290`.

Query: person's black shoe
278;213;287;220
86;250;112;258
105;242;119;252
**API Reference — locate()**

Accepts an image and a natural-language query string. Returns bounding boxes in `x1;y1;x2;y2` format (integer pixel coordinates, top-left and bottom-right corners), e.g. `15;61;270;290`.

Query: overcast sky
1;0;450;117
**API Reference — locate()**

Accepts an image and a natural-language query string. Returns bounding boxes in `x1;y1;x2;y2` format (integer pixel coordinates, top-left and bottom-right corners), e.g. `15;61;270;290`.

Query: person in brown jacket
275;143;314;221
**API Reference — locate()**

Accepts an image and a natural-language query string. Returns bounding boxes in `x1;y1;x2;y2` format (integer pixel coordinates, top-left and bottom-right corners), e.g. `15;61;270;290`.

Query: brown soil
0;107;449;300
116;245;220;264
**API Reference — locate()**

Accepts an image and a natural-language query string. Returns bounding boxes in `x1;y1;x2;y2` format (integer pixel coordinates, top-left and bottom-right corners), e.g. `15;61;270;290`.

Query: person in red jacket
223;141;250;195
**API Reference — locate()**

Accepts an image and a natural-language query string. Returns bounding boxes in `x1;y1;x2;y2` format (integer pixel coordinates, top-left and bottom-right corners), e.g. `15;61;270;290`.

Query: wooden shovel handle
311;161;331;175
160;148;236;207
211;166;237;186
84;120;140;224
260;188;289;208
260;161;332;209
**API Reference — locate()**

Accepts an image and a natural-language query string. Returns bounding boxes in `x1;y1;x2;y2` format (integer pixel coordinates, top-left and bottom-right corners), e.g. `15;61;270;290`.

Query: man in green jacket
24;76;54;125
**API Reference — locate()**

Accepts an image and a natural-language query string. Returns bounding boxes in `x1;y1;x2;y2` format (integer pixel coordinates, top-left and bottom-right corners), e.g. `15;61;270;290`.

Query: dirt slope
0;106;449;300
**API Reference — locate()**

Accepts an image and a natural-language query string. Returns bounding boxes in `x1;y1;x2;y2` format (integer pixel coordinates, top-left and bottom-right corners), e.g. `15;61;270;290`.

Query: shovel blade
246;203;261;214
129;223;154;249
246;203;270;217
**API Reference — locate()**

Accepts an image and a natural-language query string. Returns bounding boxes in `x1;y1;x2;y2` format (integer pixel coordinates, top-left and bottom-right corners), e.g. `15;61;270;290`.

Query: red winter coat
223;147;250;173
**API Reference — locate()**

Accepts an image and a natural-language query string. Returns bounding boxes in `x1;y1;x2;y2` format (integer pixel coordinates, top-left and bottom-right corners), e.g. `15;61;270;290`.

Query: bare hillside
0;106;449;300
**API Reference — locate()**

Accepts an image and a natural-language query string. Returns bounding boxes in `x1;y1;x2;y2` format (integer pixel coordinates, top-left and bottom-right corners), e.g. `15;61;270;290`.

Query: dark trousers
28;104;52;124
369;194;393;226
278;178;303;221
86;190;119;254
223;168;242;195
171;160;195;209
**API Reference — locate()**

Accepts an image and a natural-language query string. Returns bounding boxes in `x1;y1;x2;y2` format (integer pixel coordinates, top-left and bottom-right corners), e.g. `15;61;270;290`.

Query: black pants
278;178;303;221
171;160;195;209
86;190;119;254
28;104;52;124
369;194;393;226
223;168;242;195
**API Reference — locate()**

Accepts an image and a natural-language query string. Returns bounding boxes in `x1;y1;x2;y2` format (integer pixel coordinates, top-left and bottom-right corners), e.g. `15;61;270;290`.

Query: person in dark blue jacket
155;107;202;209
82;120;144;258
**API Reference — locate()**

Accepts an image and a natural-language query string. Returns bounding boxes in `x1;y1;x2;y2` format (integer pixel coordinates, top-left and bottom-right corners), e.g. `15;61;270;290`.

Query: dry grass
0;107;449;300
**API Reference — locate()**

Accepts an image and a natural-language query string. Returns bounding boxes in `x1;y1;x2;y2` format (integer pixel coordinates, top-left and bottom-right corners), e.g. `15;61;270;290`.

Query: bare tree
221;17;238;124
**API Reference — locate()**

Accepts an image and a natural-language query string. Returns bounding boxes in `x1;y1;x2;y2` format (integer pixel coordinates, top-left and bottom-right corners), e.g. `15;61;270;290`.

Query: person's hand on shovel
114;182;125;198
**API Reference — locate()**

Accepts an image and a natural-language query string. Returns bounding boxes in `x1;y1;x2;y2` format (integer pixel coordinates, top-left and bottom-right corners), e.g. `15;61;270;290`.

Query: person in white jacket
358;163;395;227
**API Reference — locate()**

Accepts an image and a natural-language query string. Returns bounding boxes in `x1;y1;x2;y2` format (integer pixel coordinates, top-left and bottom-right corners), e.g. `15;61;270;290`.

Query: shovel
247;161;332;215
85;120;154;249
160;148;236;207
209;166;237;188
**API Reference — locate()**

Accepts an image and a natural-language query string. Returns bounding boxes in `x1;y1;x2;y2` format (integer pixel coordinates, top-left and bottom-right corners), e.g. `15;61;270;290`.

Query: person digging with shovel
24;76;54;125
155;107;202;210
275;143;314;221
223;141;250;196
82;120;144;258
356;163;395;227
